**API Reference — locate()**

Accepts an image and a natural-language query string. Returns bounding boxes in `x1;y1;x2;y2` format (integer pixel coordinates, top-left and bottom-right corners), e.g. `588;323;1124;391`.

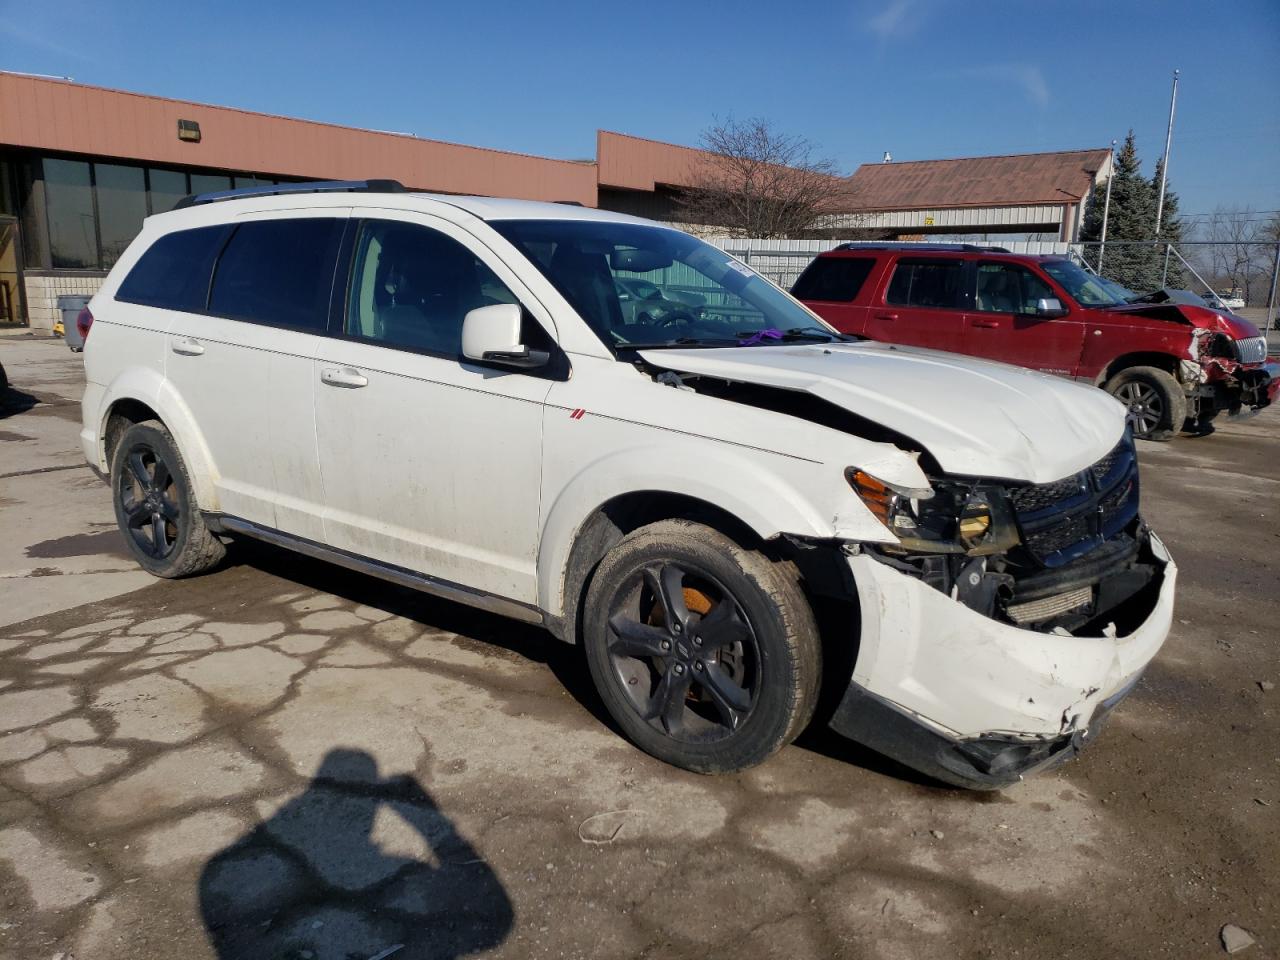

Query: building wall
23;272;103;333
0;73;598;206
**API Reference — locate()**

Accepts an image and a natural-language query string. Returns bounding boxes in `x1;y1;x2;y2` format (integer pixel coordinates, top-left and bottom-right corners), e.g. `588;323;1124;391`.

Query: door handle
970;319;1001;329
873;312;899;321
321;366;369;389
171;337;205;356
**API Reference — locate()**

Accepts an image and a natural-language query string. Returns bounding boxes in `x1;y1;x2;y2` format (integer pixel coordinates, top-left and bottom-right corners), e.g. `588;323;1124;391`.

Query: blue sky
3;0;1277;222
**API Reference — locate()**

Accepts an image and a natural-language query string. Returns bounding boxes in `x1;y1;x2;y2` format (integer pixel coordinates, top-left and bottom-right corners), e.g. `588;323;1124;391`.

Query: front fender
92;366;221;511
536;439;891;619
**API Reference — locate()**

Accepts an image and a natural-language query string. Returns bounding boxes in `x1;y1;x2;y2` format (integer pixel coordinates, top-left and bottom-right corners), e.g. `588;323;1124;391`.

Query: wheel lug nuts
660;640;671;651
672;623;682;633
694;661;703;671
693;636;702;646
674;664;685;675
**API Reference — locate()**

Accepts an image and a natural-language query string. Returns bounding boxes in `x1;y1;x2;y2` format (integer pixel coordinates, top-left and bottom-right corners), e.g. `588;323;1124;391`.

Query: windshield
491;219;836;349
1041;259;1127;307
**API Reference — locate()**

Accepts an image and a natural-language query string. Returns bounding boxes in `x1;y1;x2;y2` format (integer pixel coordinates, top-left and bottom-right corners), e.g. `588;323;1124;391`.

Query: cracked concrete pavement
1;336;1277;959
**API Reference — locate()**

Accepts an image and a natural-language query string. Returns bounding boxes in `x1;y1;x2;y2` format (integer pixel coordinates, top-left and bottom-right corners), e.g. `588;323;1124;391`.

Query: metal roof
844;149;1112;211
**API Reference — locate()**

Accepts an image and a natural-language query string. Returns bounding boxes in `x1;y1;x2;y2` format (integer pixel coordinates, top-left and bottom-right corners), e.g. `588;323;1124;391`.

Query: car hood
639;341;1126;483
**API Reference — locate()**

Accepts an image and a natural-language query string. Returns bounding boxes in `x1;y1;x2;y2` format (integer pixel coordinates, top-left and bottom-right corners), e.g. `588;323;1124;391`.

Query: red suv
793;243;1278;440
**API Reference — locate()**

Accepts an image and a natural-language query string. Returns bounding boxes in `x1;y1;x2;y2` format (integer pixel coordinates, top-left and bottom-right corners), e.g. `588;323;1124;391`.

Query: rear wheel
1104;366;1187;442
110;420;225;578
582;520;820;773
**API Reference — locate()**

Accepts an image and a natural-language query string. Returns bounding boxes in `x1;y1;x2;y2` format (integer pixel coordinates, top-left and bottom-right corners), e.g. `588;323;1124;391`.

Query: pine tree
1080;131;1163;291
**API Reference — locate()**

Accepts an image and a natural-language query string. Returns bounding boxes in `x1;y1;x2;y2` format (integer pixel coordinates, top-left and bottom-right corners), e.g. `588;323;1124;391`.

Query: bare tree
1197;205;1272;304
676;117;854;238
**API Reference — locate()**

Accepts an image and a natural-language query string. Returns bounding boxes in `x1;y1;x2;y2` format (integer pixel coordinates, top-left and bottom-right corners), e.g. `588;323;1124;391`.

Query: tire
1104;366;1187;442
582;519;821;774
110;420;225;578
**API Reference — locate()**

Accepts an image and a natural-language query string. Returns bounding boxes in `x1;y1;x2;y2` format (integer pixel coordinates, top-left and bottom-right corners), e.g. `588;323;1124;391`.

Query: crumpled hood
639;341;1126;483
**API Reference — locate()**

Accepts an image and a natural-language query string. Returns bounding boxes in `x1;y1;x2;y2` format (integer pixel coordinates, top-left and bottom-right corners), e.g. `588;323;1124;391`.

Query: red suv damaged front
793;245;1278;440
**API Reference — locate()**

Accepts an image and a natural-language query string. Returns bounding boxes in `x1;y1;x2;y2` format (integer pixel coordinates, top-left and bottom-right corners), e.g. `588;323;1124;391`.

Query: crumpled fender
535;438;907;618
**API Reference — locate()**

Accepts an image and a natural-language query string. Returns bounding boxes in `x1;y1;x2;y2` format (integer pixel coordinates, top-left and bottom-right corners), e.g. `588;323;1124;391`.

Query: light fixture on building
177;119;201;143
882;151;893;163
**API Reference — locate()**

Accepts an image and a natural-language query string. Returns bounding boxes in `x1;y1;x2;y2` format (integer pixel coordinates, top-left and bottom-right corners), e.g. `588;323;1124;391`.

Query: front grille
1236;336;1268;364
1010;434;1140;567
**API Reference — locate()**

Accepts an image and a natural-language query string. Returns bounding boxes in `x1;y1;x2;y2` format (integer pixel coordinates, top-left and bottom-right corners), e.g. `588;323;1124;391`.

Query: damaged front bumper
829;532;1176;789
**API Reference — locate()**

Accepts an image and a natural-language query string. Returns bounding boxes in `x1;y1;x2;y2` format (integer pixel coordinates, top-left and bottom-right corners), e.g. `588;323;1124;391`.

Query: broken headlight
848;469;1020;555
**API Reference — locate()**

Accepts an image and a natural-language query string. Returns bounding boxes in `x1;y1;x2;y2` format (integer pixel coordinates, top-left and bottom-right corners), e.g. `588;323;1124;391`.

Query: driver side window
346;220;519;356
975;263;1056;314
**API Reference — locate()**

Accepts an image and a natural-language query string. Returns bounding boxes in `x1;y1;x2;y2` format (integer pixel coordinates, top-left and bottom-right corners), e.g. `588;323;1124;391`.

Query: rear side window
885;259;966;309
115;225;229;312
209;218;344;330
791;257;875;302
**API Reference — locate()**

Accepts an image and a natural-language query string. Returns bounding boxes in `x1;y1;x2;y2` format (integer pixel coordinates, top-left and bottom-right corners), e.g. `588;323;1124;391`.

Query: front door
965;261;1085;375
313;214;554;604
0;217;27;326
869;257;969;353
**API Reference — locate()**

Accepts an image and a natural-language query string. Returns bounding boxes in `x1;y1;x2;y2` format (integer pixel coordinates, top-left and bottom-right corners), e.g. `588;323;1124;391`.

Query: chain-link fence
707;237;1280;331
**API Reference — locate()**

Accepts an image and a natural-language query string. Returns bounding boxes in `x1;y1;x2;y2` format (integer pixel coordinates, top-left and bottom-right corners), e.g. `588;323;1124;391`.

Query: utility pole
1155;69;1179;235
1098;139;1117;274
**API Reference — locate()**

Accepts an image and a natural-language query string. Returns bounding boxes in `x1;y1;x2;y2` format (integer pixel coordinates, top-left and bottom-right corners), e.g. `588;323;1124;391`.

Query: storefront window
45;159;98;269
148;169;189;214
96;164;147;268
189;173;232;197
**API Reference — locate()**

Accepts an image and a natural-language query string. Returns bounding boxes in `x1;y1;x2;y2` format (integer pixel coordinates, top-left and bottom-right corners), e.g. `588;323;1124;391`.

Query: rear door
868;256;970;352
790;255;878;335
965;260;1085;374
165;211;346;537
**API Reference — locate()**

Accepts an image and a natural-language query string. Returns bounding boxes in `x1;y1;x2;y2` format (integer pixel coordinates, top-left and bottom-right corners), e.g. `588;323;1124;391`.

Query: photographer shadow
200;748;513;960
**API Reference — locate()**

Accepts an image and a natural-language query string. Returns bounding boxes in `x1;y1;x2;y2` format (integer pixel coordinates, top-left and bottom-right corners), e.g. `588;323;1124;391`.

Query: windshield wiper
620;336;738;350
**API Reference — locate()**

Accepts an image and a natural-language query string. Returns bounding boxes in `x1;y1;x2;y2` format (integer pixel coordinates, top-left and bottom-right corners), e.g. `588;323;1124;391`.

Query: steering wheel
654;309;697;328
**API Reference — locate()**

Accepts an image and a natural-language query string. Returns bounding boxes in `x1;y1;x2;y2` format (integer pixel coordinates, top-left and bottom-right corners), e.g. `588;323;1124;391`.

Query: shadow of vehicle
200;748;513;960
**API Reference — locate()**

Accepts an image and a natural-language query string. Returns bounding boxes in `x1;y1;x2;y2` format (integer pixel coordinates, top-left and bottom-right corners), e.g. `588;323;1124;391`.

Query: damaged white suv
79;181;1176;788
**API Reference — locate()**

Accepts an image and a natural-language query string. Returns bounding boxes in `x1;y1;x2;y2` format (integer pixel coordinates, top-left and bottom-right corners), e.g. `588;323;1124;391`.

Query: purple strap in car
738;328;784;346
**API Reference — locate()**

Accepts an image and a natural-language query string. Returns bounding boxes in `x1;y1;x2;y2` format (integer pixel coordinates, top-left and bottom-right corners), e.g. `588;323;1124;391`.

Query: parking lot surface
1;336;1276;959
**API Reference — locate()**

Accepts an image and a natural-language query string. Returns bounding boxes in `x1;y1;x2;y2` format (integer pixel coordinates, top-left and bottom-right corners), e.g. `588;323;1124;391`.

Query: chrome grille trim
1235;336;1267;365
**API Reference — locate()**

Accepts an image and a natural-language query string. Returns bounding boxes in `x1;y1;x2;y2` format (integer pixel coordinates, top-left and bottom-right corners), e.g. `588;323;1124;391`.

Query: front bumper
829;532;1176;788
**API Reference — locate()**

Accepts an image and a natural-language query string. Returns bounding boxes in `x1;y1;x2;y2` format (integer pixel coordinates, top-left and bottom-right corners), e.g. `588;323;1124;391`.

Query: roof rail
834;242;1011;253
173;179;407;210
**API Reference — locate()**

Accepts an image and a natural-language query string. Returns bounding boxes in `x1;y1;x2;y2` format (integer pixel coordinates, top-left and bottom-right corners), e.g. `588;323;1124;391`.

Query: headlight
848;469;1020;555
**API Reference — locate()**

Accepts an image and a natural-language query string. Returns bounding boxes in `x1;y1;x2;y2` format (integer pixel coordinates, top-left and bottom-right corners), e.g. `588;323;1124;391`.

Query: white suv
79;181;1177;788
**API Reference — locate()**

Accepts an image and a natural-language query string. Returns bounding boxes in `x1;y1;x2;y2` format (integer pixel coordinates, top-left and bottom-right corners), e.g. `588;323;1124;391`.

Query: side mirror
462;304;549;369
1033;297;1068;318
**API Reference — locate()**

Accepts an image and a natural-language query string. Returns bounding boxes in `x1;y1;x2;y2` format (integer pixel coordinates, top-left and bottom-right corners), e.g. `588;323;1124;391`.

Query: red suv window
885;259;966;309
791;257;875;302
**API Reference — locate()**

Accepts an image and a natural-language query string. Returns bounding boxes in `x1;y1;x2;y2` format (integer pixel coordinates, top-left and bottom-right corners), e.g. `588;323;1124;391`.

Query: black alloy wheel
117;442;180;560
605;561;759;742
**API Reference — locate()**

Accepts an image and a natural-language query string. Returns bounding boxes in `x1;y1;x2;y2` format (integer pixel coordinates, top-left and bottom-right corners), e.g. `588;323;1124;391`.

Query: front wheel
110;420;225;578
582;520;821;774
1104;366;1187;442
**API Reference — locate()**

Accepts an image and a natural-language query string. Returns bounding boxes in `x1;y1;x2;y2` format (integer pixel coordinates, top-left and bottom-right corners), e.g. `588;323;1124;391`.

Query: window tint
975;263;1058;314
885;259;965;309
116;225;229;312
209;219;343;330
346;220;519;356
189;174;232;197
45;159;97;269
792;257;875;302
95;164;147;269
